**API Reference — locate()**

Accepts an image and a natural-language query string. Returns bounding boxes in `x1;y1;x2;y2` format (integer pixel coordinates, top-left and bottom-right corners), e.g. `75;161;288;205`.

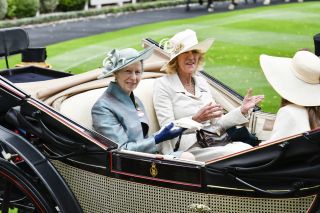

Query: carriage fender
0;124;83;213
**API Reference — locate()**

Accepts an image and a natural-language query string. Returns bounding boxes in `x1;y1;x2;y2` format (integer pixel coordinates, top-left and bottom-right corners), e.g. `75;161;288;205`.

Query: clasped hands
154;89;264;144
192;88;264;123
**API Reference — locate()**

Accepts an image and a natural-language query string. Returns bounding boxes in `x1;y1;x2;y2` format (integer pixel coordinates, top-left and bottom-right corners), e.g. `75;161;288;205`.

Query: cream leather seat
59;79;160;136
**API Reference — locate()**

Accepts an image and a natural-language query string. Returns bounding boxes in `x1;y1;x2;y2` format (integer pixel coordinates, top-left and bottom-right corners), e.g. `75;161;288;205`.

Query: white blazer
268;104;310;142
153;73;248;154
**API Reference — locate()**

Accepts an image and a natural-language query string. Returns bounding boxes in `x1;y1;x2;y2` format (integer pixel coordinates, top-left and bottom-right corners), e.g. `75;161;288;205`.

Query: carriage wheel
0;158;56;213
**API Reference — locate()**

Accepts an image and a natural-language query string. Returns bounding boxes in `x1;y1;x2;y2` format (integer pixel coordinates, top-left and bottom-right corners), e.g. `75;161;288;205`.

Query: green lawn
1;2;320;113
0;209;17;213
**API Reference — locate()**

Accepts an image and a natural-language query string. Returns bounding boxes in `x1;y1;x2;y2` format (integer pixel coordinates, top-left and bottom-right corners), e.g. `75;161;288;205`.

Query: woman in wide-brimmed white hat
260;50;320;142
153;29;264;162
92;47;194;159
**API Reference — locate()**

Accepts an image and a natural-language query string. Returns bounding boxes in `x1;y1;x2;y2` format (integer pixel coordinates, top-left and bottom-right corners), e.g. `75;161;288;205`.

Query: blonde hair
166;51;205;75
281;99;320;129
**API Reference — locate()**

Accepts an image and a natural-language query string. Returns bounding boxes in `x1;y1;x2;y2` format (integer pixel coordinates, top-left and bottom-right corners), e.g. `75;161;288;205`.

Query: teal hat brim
98;46;154;79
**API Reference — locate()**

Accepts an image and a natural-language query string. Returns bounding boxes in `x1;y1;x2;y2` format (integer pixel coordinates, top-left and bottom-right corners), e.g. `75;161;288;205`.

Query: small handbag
196;126;260;148
196;129;231;148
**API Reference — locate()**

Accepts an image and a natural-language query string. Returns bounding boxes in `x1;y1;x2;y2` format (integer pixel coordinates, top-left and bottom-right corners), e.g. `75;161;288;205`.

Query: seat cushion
59;79;160;135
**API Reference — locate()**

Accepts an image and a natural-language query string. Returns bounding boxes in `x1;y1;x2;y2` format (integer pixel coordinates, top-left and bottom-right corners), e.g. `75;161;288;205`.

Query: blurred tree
40;0;59;13
0;0;8;19
7;0;39;18
57;0;86;11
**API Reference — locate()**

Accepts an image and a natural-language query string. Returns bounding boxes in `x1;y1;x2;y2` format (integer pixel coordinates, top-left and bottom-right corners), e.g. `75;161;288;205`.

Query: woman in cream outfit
153;29;264;162
260;50;320;142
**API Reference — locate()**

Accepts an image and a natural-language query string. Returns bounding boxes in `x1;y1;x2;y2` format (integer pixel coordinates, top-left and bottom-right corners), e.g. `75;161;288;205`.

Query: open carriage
0;28;319;213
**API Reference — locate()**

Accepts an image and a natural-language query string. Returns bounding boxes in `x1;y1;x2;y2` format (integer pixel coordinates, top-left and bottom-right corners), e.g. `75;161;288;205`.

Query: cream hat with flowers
260;51;320;106
160;29;214;71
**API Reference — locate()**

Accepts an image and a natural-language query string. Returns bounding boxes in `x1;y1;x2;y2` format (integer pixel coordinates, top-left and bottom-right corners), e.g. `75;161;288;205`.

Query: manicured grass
1;2;320;113
0;209;17;213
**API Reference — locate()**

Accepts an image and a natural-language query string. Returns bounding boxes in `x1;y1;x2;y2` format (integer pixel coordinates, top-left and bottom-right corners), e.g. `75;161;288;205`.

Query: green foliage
7;0;39;18
0;0;8;19
6;0;16;18
137;0;172;1
40;0;59;13
57;0;86;12
0;0;186;28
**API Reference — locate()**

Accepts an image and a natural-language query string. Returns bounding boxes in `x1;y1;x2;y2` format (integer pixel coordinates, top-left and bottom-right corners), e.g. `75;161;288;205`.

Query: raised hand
241;88;264;115
192;102;223;123
154;123;185;144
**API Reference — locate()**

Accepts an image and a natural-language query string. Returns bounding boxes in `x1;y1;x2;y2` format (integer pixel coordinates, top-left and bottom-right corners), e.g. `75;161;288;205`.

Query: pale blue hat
98;46;154;79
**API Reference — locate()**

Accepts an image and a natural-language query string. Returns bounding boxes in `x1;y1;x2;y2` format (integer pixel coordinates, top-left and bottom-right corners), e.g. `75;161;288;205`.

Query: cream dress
153;73;252;162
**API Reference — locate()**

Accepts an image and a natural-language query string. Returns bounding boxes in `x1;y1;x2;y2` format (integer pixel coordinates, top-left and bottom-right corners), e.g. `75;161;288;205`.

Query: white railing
90;0;136;9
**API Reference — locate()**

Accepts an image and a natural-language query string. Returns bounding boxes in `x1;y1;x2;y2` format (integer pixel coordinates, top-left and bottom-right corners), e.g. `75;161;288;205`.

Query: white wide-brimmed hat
98;46;154;79
160;29;214;71
260;51;320;106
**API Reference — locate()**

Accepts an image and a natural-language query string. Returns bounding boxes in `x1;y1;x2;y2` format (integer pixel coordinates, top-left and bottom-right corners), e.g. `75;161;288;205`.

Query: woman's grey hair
166;51;205;75
113;60;144;80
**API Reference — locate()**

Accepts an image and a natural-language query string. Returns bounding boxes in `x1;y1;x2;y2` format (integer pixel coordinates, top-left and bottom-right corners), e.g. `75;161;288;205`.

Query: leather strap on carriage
231;174;304;196
206;165;309;196
230;141;289;173
15;109;42;136
12;107;87;151
39;119;84;150
173;133;183;152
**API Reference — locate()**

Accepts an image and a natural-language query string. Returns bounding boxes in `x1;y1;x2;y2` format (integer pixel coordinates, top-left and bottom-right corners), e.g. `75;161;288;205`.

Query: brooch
136;108;145;117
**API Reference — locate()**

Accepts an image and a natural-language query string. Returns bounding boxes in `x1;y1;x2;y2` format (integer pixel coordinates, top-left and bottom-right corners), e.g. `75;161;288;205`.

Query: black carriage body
0;28;320;213
1;68;320;212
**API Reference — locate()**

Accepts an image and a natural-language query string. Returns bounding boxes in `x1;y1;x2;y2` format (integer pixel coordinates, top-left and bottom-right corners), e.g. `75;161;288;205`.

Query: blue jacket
91;82;157;153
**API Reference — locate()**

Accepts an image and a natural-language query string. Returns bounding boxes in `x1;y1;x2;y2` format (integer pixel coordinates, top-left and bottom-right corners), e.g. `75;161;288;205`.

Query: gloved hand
154;122;185;144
